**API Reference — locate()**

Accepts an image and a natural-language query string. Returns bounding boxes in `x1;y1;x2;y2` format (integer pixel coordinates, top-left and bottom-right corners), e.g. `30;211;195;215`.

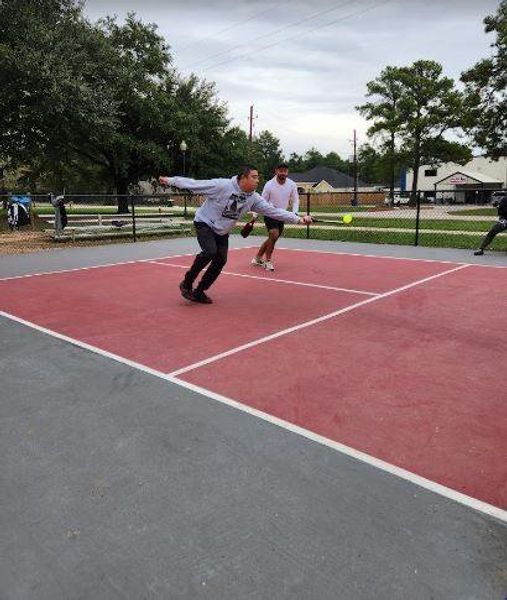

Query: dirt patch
0;227;192;256
0;230;58;255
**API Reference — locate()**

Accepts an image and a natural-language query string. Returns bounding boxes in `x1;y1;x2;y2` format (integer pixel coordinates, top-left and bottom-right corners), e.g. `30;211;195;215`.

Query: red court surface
1;248;506;510
0;260;366;372
160;247;460;293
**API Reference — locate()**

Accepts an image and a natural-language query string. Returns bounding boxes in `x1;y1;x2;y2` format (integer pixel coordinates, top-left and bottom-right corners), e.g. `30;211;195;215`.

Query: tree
461;1;507;159
206;126;251;177
0;2;161;208
287;152;305;172
1;1;329;206
322;151;348;173
358;60;470;199
0;0;118;172
0;2;232;210
302;148;325;170
252;130;284;179
357;144;403;186
357;66;405;199
286;149;349;174
83;14;177;210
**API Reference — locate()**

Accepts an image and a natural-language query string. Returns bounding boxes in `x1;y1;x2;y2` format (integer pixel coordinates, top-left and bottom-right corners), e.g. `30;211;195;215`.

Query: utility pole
249;105;254;142
352;129;358;206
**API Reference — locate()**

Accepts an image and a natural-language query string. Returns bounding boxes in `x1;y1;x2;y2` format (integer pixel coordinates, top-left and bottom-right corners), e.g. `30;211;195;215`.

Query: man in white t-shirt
251;163;299;271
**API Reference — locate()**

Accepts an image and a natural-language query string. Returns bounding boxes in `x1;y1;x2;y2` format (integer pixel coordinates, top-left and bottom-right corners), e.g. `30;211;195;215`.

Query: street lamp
180;140;188;217
180;140;187;176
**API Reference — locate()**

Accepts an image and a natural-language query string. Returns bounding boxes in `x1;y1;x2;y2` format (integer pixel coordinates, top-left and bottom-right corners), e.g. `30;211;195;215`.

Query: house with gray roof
289;166;365;193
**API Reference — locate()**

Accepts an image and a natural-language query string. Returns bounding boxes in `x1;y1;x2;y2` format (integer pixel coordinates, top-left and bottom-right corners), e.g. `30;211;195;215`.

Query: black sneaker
179;280;193;300
474;249;484;256
191;290;213;304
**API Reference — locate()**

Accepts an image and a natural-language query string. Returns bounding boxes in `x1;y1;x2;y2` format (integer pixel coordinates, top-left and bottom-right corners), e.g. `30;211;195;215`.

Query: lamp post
180;140;188;217
351;129;358;206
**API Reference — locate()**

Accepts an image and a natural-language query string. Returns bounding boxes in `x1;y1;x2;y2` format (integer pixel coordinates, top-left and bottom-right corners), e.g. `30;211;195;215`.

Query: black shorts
264;216;284;234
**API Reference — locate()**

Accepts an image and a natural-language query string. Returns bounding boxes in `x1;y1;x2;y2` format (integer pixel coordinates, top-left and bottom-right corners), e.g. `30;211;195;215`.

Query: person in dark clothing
159;166;313;304
49;194;68;235
474;191;507;255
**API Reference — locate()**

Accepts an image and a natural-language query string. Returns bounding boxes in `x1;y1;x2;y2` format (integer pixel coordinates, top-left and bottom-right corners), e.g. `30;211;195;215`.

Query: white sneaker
251;257;265;266
264;260;274;271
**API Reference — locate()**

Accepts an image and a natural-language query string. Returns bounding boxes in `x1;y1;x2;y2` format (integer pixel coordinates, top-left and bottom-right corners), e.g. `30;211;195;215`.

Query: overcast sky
84;0;500;159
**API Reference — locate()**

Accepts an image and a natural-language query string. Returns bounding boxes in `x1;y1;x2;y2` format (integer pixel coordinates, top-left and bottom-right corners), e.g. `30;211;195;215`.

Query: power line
197;0;392;74
176;0;291;53
181;0;356;71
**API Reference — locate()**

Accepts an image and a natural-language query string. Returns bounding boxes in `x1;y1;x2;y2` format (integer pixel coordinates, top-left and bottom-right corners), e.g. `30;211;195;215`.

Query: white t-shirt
262;177;299;214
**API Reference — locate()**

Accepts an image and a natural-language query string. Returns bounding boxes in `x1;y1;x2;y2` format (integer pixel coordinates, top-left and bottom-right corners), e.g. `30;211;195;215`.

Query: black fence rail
1;190;505;254
0;192;196;249
298;191;504;252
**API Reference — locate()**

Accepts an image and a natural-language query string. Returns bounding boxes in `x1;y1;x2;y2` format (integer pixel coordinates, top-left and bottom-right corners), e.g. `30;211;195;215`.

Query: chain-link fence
0;192;197;253
284;191;506;253
1;190;505;255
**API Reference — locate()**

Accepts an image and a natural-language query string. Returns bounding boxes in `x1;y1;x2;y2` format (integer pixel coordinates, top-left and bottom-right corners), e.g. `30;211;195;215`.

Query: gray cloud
83;0;501;156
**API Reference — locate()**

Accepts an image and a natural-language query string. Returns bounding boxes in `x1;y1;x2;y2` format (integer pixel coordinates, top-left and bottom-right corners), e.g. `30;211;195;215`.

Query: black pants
479;220;507;250
184;222;229;291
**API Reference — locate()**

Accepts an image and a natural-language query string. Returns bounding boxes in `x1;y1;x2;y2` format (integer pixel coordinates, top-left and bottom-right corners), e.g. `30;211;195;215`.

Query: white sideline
0;246;257;282
279;246;507;268
1;306;505;524
0;253;190;282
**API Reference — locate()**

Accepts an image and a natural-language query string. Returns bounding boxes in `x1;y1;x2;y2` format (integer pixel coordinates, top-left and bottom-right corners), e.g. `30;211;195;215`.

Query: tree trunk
116;179;130;214
389;132;395;205
412;156;420;203
411;134;421;205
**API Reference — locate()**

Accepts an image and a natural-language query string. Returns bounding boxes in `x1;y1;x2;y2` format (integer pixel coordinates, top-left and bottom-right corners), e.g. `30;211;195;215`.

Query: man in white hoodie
159;166;312;304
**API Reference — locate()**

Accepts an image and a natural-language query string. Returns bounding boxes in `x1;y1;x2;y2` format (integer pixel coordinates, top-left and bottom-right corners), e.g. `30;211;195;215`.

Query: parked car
384;193;410;206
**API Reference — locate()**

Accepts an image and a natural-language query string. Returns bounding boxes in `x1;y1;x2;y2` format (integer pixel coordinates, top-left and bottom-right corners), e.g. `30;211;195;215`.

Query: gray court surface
1;237;506;599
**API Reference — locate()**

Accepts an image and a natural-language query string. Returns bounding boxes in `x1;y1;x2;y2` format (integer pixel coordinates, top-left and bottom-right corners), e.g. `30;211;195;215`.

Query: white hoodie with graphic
167;176;300;235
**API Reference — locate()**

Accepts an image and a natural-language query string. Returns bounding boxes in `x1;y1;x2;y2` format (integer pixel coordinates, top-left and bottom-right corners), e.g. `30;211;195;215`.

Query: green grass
35;206;131;215
300;215;493;232
449;207;497;217
232;222;507;251
34;205;197;216
3;206;505;253
348;217;493;232
278;227;507;250
304;205;380;213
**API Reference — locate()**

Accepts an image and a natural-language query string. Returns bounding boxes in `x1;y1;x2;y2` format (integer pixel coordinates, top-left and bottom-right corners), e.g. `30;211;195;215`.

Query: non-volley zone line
149;261;379;296
1;308;506;524
168;263;470;377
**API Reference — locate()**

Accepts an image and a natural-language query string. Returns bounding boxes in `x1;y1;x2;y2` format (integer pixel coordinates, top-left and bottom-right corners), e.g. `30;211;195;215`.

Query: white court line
0;246;258;282
1;308;505;524
169;263;470;377
149;261;379;296
279;246;507;268
0;254;191;282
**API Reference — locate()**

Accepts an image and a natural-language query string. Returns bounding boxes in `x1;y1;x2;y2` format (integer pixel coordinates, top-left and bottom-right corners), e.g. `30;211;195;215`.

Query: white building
407;156;506;203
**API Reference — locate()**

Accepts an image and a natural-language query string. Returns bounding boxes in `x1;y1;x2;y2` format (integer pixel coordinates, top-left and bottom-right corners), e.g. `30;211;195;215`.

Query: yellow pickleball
343;214;353;224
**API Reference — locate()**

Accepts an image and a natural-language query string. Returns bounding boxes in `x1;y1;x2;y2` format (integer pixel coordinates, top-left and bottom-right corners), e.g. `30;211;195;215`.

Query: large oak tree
461;0;507;159
358;60;471;199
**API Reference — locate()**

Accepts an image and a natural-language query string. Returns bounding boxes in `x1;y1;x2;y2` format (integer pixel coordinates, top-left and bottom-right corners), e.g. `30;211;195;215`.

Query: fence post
131;196;137;242
414;191;421;246
306;192;311;240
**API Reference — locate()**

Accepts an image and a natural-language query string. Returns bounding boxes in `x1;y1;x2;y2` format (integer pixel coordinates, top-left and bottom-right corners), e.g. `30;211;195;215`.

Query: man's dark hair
276;163;289;170
237;165;258;180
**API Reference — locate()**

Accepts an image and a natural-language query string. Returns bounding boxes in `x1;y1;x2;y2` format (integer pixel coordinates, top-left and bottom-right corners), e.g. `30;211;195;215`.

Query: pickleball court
1;238;506;598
